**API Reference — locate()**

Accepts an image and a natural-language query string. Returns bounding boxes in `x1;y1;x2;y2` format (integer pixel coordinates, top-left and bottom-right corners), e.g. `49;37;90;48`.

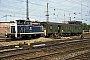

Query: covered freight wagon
40;21;82;38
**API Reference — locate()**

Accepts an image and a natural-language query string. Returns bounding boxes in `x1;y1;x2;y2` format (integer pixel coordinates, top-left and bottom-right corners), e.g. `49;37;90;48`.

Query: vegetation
82;23;90;30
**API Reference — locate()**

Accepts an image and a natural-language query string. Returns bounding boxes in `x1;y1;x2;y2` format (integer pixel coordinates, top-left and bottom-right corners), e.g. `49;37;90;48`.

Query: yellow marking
15;46;19;48
44;30;46;36
28;43;30;46
37;40;41;42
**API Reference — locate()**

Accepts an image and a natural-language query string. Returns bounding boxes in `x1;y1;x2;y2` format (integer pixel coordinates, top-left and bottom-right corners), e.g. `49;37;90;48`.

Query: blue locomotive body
17;25;32;33
32;25;43;32
6;20;44;39
17;25;43;33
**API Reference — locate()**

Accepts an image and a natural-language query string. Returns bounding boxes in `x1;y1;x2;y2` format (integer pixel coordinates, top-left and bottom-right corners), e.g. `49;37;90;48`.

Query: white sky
0;0;90;24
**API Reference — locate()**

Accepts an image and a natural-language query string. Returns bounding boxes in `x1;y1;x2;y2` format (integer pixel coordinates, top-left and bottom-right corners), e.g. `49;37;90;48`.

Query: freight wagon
40;21;82;38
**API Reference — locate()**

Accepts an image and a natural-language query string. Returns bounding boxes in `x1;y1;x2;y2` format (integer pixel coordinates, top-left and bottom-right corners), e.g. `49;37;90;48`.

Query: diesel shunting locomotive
5;19;44;39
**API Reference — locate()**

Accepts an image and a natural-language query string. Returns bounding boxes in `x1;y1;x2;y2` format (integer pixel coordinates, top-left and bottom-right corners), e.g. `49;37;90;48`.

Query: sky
0;0;90;24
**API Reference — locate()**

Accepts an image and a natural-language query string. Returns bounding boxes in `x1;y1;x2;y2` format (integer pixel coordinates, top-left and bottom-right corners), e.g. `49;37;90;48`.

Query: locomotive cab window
26;21;32;25
16;20;25;25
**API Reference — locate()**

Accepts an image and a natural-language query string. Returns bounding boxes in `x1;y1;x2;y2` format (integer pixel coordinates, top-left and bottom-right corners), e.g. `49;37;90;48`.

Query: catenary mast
26;0;29;20
46;3;49;22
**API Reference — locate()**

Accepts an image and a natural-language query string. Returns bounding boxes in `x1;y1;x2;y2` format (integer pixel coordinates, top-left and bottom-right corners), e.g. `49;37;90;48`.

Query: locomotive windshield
26;20;32;25
16;20;25;25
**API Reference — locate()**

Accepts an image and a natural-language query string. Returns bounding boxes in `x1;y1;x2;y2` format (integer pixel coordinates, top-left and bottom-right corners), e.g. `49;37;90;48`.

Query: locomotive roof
16;19;25;21
16;19;32;22
26;20;31;22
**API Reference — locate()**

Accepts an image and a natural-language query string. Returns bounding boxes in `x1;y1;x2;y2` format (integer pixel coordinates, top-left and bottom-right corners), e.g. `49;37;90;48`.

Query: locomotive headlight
5;33;7;37
5;36;7;38
5;33;7;35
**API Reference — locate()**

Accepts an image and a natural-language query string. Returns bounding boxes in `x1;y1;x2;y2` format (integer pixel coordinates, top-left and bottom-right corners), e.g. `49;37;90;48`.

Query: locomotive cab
16;20;26;25
6;19;44;39
14;20;26;38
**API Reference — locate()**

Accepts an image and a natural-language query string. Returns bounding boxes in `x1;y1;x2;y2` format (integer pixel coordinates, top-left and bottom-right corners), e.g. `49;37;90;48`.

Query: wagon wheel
54;33;61;39
55;35;61;39
50;35;54;38
80;34;84;39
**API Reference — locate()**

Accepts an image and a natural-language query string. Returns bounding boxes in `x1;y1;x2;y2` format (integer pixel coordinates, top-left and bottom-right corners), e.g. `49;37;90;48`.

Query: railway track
0;33;11;42
67;52;90;60
0;38;90;60
0;38;89;51
0;34;87;42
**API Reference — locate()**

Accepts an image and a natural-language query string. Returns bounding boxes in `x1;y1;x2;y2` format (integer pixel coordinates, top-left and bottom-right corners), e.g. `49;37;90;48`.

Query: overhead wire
0;0;90;22
1;0;89;13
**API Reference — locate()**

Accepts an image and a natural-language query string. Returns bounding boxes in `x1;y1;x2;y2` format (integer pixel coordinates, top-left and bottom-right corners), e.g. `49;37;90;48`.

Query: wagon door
58;25;60;33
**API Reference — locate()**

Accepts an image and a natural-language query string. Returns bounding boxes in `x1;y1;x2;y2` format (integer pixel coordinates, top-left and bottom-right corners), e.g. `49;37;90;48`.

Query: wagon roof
40;22;81;26
41;22;62;25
